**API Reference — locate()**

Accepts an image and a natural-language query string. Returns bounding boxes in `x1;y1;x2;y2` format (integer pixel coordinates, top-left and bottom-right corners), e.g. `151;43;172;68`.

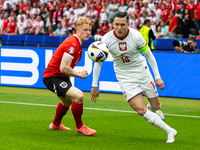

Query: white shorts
119;72;158;101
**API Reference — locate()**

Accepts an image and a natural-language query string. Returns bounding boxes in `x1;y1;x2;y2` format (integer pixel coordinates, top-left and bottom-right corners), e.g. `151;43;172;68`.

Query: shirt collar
74;34;82;45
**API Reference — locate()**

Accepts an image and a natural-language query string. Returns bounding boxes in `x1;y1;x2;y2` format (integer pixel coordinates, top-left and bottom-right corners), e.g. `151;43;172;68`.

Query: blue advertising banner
0;47;199;99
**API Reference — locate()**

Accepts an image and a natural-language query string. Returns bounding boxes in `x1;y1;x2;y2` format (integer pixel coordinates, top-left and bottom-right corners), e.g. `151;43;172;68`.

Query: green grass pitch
0;86;200;150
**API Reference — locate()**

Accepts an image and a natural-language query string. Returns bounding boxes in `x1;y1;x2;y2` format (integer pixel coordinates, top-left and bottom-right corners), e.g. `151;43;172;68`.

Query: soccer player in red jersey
43;17;97;136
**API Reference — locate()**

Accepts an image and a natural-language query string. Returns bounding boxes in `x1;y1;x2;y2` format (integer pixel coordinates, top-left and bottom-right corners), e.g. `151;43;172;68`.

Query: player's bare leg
65;86;97;136
128;93;177;143
147;96;165;121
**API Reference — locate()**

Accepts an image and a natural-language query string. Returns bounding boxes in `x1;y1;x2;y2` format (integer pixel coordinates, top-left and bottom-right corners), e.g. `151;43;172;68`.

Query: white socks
143;109;172;133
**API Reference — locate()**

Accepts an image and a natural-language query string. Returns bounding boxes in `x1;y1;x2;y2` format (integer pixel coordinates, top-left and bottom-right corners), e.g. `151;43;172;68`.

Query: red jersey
8;22;17;33
196;3;200;20
161;10;170;22
169;16;178;33
185;4;196;20
43;35;82;78
174;4;180;12
96;4;102;18
2;19;9;32
100;25;110;36
166;2;174;12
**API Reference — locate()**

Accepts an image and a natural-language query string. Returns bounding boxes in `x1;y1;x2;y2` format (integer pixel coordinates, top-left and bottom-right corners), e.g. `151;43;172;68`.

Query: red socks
53;102;69;126
71;101;83;129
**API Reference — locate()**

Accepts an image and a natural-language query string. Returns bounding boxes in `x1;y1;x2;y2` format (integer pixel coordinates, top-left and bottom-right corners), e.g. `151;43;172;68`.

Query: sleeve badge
68;47;75;54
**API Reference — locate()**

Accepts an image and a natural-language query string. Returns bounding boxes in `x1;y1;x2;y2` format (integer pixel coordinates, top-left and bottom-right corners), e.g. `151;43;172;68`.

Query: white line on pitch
0;101;200;119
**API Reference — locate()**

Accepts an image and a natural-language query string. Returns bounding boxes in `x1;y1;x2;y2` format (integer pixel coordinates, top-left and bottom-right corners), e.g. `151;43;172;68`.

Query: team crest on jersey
60;82;68;88
68;47;75;54
119;42;127;51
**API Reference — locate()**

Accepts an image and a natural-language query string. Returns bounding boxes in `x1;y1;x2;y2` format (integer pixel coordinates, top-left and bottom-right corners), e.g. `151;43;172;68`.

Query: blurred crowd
0;0;200;39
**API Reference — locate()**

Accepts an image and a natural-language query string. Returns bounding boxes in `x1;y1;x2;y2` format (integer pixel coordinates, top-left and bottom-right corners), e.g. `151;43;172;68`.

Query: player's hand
91;87;99;103
79;70;88;79
156;78;164;90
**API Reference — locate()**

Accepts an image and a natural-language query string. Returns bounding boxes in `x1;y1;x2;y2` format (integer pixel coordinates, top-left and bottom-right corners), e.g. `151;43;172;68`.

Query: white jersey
101;28;149;81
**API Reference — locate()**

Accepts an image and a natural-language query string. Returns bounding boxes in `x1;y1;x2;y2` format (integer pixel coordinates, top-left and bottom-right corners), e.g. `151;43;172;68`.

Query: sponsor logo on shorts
60;82;68;88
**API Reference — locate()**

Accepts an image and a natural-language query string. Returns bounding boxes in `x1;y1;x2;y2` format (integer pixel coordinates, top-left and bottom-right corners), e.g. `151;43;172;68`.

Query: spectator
100;20;110;36
28;14;37;34
183;8;191;38
196;0;200;35
30;2;40;17
140;19;156;51
174;0;181;12
108;0;119;19
166;0;174;12
4;3;12;14
73;3;79;22
67;8;76;35
154;1;162;26
61;15;68;34
44;7;51;31
185;0;196;28
47;0;56;19
18;0;26;10
0;0;3;14
129;13;139;29
167;10;178;38
99;2;108;25
16;16;27;35
175;2;185;34
155;25;164;38
148;0;156;11
86;5;98;23
63;4;70;19
141;0;151;15
25;4;32;15
4;16;17;35
17;9;26;21
149;10;156;35
8;10;16;23
161;3;170;24
119;0;128;13
127;0;134;17
160;20;169;38
53;22;65;36
139;11;150;28
95;0;103;19
1;13;10;34
29;15;45;35
52;5;62;30
77;2;87;19
45;26;54;35
3;0;13;10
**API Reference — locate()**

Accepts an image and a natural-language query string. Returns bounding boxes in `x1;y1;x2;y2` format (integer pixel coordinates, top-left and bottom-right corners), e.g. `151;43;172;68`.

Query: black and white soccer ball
87;41;109;62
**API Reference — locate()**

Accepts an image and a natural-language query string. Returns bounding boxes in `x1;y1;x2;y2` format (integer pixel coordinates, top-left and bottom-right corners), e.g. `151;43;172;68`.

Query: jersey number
121;56;130;63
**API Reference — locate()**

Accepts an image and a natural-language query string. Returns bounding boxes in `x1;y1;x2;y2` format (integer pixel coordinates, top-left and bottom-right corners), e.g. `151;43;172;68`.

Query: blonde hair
76;17;91;27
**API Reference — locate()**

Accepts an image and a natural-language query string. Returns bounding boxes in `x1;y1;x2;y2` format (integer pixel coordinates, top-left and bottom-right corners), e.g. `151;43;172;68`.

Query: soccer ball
87;41;109;62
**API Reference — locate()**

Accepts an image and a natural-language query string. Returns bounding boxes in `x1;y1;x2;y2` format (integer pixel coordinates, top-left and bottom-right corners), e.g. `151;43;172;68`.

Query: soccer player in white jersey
91;12;177;143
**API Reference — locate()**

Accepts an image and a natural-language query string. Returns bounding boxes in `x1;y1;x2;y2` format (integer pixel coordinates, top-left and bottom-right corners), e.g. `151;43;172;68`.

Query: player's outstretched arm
91;62;102;102
142;47;164;90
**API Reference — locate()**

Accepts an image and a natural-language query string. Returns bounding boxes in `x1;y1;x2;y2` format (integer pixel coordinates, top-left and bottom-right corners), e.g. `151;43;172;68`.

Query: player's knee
137;109;147;116
153;103;161;110
75;92;84;103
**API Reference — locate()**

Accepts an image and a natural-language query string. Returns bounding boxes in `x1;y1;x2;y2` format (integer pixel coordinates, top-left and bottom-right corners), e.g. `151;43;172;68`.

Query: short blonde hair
76;17;91;27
